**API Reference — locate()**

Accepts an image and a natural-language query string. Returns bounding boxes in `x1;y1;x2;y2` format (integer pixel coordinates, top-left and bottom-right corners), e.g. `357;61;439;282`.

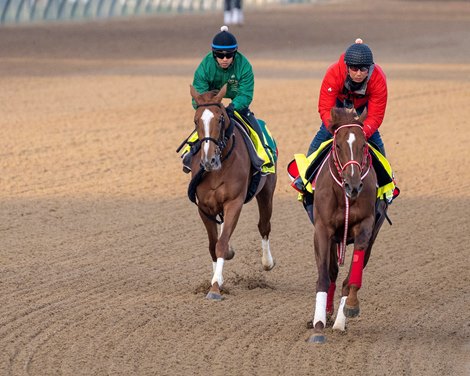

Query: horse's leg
343;216;375;318
307;243;338;328
200;211;224;300
326;242;338;326
255;175;276;271
307;223;331;344
207;199;244;300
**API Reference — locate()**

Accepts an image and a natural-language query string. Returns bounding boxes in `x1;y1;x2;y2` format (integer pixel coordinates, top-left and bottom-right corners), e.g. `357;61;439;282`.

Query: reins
329;123;372;265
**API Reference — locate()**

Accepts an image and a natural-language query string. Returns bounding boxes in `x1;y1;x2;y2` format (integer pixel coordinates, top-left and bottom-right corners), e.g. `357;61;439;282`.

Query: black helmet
344;39;374;67
211;25;238;52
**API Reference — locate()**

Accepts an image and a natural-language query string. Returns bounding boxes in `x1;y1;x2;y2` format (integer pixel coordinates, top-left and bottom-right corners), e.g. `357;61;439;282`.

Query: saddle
287;141;399;226
184;114;274;206
178;111;277;176
287;140;398;201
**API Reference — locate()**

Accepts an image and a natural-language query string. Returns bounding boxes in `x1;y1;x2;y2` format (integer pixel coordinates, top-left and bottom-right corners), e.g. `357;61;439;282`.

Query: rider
307;38;387;157
183;25;270;173
299;39;396;222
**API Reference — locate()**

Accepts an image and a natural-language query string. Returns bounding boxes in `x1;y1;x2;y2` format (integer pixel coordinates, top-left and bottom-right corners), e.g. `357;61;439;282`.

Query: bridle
328;123;372;266
329;124;371;187
195;102;233;159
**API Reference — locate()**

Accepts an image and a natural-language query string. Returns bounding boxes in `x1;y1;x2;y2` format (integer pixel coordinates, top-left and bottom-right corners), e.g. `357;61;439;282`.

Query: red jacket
318;53;388;139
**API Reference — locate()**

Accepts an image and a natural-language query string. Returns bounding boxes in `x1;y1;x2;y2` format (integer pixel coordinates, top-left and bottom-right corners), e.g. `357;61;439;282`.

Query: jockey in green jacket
183;25;270;173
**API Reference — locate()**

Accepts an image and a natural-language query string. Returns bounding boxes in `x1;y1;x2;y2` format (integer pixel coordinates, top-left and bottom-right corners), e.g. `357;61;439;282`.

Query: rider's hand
225;103;235;118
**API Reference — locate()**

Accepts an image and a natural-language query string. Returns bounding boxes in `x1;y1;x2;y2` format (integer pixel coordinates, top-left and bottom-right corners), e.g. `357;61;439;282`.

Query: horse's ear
330;107;340;123
358;107;368;123
190;85;202;104
329;107;342;133
214;84;227;103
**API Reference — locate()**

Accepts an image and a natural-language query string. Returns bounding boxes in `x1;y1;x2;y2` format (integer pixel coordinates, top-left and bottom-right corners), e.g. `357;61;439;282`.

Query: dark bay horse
308;107;380;343
189;84;277;300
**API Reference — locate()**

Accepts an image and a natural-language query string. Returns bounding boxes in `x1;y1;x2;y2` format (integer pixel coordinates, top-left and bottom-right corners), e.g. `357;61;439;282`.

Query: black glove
225;103;235;118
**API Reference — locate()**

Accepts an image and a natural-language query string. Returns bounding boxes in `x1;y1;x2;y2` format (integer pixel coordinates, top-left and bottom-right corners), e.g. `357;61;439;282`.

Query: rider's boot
302;193;314;225
182;152;192;174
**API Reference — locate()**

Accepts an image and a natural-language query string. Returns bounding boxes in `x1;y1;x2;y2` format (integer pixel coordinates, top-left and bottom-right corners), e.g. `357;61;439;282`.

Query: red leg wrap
326;282;336;313
349;249;365;288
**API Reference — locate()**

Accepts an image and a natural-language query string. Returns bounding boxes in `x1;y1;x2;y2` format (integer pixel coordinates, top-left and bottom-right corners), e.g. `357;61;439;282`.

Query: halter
329;123;372;265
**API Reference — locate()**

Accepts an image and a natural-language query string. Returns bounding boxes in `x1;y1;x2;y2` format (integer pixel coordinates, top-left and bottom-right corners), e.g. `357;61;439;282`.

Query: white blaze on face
201;109;215;155
347;132;356;176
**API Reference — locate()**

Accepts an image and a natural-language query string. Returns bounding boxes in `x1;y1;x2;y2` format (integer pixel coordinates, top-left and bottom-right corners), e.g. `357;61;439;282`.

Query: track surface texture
1;0;469;375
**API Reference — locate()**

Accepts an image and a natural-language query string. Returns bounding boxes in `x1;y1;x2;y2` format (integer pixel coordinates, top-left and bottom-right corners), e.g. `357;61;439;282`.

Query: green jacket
192;52;254;111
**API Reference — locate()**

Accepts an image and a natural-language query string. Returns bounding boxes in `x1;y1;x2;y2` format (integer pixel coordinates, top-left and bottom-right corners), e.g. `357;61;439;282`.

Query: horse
308;107;383;344
189;84;277;300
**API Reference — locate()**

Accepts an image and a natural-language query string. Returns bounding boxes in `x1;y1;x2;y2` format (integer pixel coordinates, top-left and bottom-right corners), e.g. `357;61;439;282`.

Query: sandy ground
1;0;470;375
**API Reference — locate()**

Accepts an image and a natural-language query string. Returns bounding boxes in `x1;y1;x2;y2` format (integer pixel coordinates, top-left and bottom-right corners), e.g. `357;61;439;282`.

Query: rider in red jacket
308;39;388;156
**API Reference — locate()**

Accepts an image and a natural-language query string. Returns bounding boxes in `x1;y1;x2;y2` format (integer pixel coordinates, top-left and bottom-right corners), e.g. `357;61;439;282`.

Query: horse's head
328;107;371;200
190;84;230;171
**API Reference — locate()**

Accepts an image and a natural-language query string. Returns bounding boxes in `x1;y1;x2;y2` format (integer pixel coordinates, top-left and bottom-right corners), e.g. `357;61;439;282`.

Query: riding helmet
344;38;374;67
212;26;238;52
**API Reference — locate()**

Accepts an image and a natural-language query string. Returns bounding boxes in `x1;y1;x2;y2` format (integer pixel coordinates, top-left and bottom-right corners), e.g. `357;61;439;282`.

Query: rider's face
214;51;235;69
348;66;369;83
216;55;234;69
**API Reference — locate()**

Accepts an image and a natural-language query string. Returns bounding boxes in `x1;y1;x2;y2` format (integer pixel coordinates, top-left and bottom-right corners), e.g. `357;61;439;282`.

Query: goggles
348;65;369;73
214;51;235;59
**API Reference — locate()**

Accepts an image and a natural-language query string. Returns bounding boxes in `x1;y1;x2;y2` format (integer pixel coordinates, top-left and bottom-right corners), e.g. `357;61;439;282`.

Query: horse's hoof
343;305;360;318
262;260;276;271
206;291;224;301
307;333;326;344
226;248;235;261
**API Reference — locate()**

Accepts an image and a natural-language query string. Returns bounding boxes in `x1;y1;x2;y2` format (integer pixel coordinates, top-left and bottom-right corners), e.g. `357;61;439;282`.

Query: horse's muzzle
344;181;363;200
201;155;222;171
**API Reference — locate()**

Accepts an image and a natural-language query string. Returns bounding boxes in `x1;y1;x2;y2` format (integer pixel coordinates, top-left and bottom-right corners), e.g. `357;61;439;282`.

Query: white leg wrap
211;258;224;287
261;237;274;269
313;292;327;328
333;296;347;331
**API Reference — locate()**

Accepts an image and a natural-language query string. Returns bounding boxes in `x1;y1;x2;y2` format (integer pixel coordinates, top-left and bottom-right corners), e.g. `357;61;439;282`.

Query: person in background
307;38;388;157
224;0;243;26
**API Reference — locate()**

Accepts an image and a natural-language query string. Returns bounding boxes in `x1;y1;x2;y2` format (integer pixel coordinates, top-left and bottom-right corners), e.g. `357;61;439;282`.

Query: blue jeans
307;123;386;156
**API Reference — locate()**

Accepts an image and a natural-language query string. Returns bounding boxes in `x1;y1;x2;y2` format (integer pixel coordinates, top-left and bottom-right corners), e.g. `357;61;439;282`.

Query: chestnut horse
308;107;381;343
189;84;277;300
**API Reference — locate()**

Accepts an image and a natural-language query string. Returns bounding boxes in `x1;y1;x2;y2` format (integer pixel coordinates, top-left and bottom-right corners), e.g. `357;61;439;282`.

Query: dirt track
1;0;469;375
